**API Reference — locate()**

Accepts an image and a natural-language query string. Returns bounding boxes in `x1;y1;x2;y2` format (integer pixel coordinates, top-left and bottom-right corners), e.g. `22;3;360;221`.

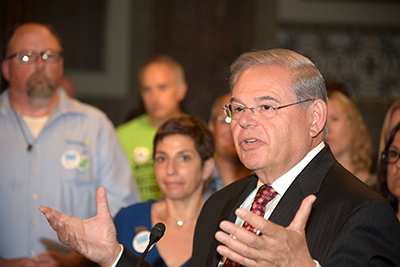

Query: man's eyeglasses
222;98;313;122
215;115;231;124
381;150;400;164
6;49;63;64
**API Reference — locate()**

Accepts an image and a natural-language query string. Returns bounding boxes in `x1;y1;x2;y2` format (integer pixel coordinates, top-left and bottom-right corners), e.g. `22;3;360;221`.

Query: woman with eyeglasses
376;122;400;221
377;100;400;169
113;117;215;267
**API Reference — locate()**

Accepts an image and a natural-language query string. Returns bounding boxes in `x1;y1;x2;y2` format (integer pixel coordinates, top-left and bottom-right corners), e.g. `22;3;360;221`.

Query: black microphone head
149;222;166;244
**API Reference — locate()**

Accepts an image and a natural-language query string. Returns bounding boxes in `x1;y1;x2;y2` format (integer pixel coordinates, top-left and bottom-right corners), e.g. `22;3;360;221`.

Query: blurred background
1;0;400;170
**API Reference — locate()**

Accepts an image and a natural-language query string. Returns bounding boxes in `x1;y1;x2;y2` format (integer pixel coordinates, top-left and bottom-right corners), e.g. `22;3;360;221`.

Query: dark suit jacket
118;146;400;267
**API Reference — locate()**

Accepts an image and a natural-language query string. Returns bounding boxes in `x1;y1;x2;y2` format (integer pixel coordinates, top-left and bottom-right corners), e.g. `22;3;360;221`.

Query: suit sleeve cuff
111;244;124;267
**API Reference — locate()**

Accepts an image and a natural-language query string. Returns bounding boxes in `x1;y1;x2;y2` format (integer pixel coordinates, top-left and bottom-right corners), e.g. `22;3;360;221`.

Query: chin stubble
26;71;56;107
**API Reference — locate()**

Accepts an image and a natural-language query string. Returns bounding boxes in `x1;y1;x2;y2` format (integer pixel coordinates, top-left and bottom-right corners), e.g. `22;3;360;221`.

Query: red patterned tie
223;184;277;267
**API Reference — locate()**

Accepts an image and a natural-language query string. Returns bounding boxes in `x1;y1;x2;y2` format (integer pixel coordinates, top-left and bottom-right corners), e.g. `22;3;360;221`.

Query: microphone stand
136;222;166;267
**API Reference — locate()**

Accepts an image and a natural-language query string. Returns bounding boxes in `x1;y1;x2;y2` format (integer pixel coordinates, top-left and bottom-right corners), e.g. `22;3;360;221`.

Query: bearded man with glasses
0;23;140;266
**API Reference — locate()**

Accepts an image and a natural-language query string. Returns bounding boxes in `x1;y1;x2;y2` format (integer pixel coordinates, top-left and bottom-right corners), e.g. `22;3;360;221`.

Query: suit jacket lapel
269;146;336;227
210;175;258;267
224;175;258;223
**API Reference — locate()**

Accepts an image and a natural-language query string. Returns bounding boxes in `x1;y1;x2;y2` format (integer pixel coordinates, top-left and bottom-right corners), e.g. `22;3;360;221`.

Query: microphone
136;222;166;267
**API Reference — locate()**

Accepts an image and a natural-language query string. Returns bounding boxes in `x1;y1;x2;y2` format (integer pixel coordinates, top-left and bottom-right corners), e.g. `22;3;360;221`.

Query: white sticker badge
133;147;150;164
61;150;81;170
132;230;152;253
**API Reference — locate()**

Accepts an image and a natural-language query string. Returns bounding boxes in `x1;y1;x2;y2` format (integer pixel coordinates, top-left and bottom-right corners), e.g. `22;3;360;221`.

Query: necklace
168;215;198;227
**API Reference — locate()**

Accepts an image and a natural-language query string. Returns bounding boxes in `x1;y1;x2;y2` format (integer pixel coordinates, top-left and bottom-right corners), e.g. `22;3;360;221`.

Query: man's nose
35;55;46;70
150;89;161;101
238;108;259;128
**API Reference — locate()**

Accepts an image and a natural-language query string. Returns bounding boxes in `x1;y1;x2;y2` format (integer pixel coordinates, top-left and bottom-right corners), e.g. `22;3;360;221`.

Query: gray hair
229;48;328;135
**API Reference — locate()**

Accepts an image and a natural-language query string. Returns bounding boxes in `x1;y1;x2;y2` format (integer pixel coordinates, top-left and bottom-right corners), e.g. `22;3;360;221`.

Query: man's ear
310;99;327;137
2;60;10;81
202;158;215;181
177;82;188;102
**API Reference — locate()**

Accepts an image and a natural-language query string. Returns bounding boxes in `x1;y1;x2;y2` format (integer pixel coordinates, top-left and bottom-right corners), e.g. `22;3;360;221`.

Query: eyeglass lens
15;50;61;64
382;150;400;164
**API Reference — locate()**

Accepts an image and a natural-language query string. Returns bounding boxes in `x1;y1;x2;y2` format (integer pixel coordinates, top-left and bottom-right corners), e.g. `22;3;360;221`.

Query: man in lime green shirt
117;55;187;201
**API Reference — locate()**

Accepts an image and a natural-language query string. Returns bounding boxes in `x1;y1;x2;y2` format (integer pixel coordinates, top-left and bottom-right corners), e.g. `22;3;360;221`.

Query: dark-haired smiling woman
114;117;215;267
376;122;400;221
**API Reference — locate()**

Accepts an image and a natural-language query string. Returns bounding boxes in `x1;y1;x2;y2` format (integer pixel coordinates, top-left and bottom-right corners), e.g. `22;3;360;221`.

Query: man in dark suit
40;49;400;267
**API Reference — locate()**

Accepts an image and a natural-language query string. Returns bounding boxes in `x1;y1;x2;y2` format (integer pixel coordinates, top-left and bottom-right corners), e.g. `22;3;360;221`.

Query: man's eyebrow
230;96;280;104
255;96;280;103
230;97;243;104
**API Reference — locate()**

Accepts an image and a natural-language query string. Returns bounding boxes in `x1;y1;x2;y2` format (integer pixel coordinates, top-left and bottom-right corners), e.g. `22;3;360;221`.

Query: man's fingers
217;219;266;249
39;206;59;231
56;220;70;244
216;220;273;264
67;231;82;252
33;253;55;264
234;208;280;238
288;195;316;232
215;231;256;267
226;195;316;239
215;225;250;254
216;244;253;267
215;196;316;267
96;186;112;217
39;206;50;214
40;206;66;221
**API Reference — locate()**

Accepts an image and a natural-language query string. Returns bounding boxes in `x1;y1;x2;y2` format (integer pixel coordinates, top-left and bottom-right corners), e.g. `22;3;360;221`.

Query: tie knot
251;184;277;213
258;184;277;199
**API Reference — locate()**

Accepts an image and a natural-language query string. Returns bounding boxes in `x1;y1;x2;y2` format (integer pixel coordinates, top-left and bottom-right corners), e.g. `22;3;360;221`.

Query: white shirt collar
270;141;325;196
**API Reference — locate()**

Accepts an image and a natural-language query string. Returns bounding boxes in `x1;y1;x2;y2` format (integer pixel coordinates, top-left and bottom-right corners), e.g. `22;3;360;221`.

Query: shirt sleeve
97;116;141;217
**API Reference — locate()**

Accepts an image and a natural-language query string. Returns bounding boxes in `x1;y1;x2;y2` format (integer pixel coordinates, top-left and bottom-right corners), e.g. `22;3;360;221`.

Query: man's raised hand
39;186;121;267
215;195;317;267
